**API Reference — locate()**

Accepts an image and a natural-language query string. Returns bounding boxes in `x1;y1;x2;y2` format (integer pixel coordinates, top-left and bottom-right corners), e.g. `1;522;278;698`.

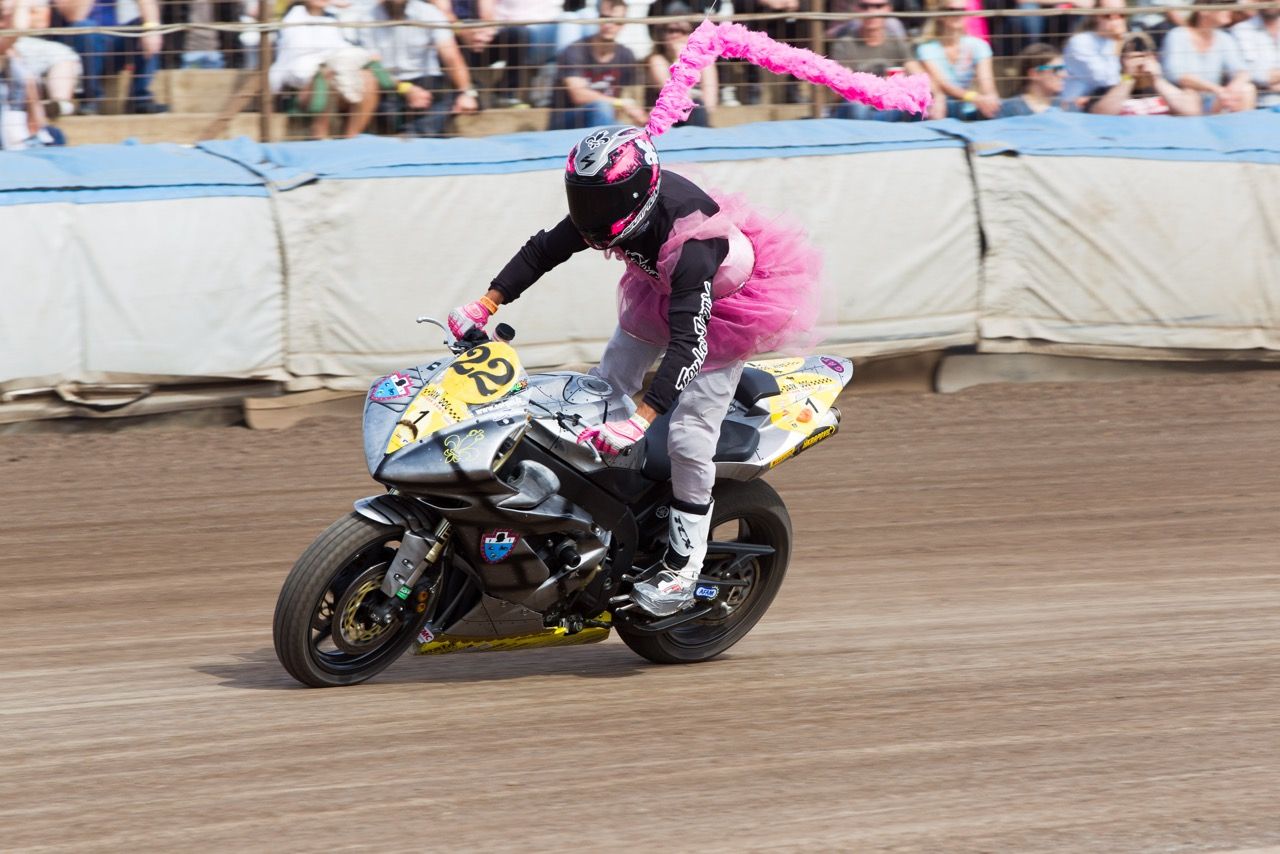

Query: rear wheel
273;513;432;687
617;479;792;664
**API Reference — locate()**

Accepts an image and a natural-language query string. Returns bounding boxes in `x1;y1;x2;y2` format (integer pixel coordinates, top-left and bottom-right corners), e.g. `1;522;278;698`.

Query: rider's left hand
578;413;650;457
448;299;493;340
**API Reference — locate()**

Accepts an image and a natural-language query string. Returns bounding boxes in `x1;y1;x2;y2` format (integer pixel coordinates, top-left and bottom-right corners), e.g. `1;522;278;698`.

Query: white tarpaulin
276;147;980;387
976;155;1280;356
0;195;286;392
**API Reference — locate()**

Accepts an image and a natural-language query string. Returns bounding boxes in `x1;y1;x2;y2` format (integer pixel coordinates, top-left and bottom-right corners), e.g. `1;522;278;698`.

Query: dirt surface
2;375;1278;853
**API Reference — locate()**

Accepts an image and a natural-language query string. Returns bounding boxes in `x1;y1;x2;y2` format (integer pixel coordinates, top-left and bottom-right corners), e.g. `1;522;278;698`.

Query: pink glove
448;299;493;340
578;413;651;457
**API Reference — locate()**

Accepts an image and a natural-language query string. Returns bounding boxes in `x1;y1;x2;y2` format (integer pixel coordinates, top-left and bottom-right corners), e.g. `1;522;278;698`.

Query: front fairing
362;341;530;488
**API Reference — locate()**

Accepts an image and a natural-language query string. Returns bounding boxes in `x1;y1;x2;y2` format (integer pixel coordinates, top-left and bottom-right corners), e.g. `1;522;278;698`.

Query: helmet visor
566;168;653;247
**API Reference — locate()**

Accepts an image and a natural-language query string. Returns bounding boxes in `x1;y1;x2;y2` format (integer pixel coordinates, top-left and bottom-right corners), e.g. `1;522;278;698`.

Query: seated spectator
48;0;169;114
358;0;479;135
12;0;82;117
1131;0;1186;51
645;3;716;126
1088;30;1200;115
1162;0;1256;113
548;0;644;130
828;0;924;38
1230;4;1279;108
439;0;534;106
829;0;926;120
1061;0;1127;107
1;0;60;148
917;0;1000;119
732;0;809;103
269;0;381;138
492;0;564;66
997;42;1068;115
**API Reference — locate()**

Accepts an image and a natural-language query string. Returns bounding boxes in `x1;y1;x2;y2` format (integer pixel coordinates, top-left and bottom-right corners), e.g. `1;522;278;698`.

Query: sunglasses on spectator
857;1;891;9
1099;12;1125;18
1036;63;1066;72
663;24;694;33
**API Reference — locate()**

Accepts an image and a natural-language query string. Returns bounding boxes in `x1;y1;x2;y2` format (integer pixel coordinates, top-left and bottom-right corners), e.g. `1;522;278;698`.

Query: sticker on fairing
370;371;414;402
481;529;520;563
746;357;806;377
821;356;846;374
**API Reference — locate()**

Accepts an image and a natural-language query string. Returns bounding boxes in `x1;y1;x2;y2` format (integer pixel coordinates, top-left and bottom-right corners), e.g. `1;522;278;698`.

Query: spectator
358;0;479;134
1162;0;1256;113
917;0;1000;119
491;0;564;66
1230;4;1280;108
1131;0;1186;51
997;41;1068;115
437;0;533;106
645;3;716;126
732;0;808;103
269;0;381;138
160;0;245;70
11;0;82;117
1;0;60;147
1061;0;1127;106
48;0;169;114
548;0;643;130
1088;30;1200;115
829;0;926;120
994;0;1066;55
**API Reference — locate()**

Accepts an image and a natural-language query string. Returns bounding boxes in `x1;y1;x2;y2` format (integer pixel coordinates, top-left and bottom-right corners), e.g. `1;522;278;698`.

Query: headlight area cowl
374;417;528;491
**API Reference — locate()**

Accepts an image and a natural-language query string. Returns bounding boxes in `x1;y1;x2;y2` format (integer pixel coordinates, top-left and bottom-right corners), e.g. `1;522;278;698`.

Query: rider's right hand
448;299;494;340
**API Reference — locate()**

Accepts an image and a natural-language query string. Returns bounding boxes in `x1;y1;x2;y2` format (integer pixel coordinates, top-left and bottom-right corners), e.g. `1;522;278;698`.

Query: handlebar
416;316;516;354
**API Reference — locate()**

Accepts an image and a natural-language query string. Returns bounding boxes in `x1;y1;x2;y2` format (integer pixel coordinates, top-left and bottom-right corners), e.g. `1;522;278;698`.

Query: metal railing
0;2;1276;146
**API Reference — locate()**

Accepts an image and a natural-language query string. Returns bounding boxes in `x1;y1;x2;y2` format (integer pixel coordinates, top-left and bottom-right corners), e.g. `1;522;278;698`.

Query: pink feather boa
646;20;933;136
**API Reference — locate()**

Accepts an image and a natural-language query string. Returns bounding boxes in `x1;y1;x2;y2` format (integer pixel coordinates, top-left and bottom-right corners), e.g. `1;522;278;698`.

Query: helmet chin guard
564;126;662;249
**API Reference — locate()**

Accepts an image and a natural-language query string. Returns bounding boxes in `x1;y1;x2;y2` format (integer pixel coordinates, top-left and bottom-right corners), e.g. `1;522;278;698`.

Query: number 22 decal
451;344;515;397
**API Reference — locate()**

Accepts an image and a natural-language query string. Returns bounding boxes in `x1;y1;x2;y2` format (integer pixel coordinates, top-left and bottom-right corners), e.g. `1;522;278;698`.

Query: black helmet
564;125;662;249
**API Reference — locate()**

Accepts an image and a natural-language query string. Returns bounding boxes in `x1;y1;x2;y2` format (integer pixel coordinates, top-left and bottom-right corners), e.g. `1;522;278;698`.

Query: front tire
617;479;792;665
273;512;431;687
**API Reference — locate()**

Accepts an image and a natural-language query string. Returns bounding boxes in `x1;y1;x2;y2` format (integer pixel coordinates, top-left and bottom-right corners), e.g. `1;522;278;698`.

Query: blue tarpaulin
930;110;1280;163
1;111;1277;205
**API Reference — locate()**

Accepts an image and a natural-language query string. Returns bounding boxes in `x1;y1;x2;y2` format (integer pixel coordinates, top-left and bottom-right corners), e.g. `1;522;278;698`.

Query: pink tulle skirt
617;190;822;369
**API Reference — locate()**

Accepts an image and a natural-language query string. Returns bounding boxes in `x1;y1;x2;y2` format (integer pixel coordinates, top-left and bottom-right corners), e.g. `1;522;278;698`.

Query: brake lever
557;412;604;463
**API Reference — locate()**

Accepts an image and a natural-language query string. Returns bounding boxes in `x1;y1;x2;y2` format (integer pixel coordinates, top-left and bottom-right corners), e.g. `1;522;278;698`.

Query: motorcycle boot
631;501;713;617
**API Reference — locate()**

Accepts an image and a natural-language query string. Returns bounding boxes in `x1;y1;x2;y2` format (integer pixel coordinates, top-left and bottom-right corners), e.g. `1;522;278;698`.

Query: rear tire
617;479;792;665
273;512;431;687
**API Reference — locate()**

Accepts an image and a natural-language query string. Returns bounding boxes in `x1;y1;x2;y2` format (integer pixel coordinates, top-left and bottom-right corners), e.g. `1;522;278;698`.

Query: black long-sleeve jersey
490;172;729;415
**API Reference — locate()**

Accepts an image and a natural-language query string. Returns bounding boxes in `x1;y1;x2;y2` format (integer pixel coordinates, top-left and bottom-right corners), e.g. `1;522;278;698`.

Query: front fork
369;519;452;626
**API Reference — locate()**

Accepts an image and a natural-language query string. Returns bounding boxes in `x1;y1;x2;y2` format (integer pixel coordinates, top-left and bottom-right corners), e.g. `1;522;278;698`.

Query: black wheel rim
306;535;416;674
667;512;779;648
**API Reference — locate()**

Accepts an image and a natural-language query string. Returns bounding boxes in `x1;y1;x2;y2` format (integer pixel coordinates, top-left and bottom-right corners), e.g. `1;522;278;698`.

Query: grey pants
591;327;744;506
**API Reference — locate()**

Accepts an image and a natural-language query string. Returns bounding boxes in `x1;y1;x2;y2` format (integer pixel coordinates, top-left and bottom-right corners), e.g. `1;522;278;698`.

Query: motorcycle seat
640;413;761;481
734;366;781;409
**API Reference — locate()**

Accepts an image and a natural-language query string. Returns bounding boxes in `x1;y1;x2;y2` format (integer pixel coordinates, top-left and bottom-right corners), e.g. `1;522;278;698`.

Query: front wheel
273;512;431;687
617;478;792;665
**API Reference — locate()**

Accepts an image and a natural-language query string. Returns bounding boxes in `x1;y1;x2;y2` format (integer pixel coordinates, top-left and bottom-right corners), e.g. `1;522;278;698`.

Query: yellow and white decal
387;342;524;455
766;372;842;434
746;357;806;377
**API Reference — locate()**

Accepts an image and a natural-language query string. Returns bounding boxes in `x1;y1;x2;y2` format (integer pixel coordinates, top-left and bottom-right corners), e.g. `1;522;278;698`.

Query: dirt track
2;375;1278;853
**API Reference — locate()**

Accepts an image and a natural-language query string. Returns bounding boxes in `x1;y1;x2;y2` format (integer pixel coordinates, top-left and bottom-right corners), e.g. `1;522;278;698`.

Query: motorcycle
272;318;852;687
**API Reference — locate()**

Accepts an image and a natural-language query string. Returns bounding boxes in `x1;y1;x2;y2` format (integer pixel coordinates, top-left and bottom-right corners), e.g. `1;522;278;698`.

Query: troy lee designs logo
624;249;658;278
674;281;713;392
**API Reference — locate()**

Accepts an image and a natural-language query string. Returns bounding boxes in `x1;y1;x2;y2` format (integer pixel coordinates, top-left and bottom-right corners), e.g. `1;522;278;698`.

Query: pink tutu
615;186;823;369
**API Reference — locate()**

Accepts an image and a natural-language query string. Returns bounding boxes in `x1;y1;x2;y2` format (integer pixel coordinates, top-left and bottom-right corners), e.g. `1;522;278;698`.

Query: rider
448;125;821;616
